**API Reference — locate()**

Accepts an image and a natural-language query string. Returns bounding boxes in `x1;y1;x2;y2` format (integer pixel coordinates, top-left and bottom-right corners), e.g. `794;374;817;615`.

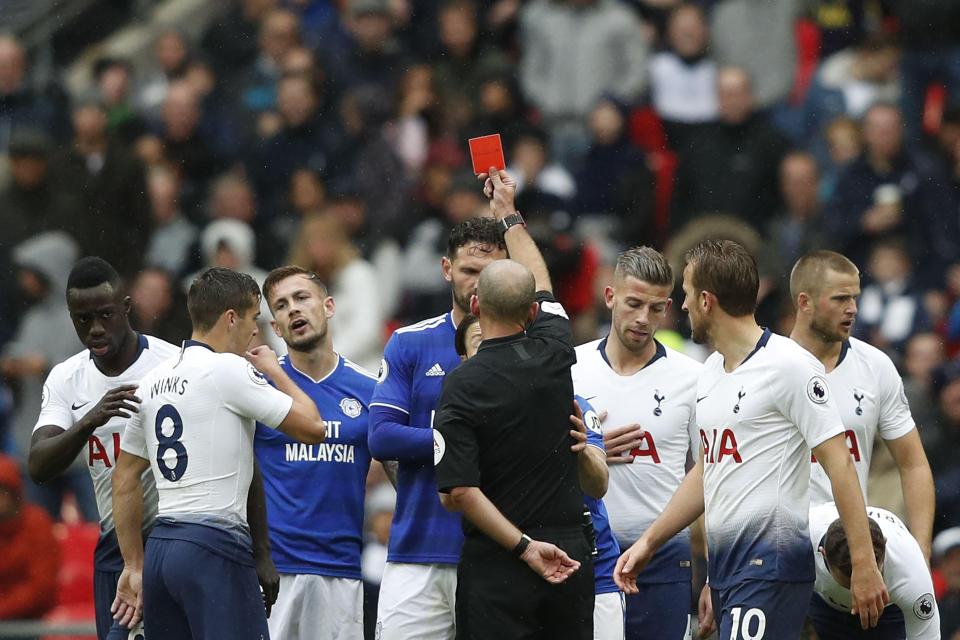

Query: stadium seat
628;107;676;245
41;523;98;640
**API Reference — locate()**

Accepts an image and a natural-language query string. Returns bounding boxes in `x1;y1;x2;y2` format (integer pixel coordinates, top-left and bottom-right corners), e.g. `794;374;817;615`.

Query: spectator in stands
819;115;863;200
137;28;191;117
249;73;343;217
709;0;799;110
825;103;958;287
760;152;832;307
0;454;59;622
519;0;648;165
0;35;67;151
182;58;243;163
902;332;947;450
798;35;900;145
129;267;192;345
806;0;876;58
672;66;789;232
55;100;151;279
156;81;220;214
431;0;509;122
648;3;718;138
509;127;576;203
0;129;81;293
235;8;301;118
145;165;197;276
0;233;95;521
574;97;654;246
362;482;396;640
934;528;960;636
855;238;930;353
462;71;528;152
392;64;435;180
93;57;146;144
289;214;384;370
884;0;960;142
325;0;410;95
202;0;279;83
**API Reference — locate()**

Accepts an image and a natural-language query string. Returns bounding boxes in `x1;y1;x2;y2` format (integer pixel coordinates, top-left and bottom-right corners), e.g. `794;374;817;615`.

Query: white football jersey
572;338;701;545
810;503;939;639
35;335;179;532
809;338;915;505
120;341;292;528
697;330;844;588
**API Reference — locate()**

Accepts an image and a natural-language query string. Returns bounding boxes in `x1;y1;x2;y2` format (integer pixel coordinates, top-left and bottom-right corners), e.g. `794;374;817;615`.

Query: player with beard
369;217;507;640
615;240;888;639
254;266;377;639
571;247;702;640
789;251;934;562
28;257;180;640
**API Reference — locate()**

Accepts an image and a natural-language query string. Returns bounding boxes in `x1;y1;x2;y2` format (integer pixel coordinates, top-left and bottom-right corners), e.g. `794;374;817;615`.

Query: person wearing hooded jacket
0;453;60;622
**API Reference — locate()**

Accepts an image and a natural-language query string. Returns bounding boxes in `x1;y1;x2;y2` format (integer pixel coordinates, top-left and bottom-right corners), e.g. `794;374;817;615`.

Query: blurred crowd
2;0;960;633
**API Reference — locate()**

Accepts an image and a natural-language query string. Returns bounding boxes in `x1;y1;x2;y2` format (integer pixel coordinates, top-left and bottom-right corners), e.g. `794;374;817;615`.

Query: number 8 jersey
121;340;293;528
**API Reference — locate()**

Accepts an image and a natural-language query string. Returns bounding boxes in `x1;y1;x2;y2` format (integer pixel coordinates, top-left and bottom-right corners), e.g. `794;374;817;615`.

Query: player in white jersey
789;251;935;561
109;268;327;640
808;504;940;639
615;240;888;639
28;257;179;640
571;246;702;640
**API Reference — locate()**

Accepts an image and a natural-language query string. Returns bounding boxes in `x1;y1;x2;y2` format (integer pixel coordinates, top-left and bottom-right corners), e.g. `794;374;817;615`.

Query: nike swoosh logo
72;401;90;410
584;396;597;401
696;396;709;403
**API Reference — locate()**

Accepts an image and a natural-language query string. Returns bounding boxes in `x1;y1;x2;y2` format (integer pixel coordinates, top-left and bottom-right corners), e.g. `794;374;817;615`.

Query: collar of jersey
836;339;852;367
182;339;215;352
478;329;526;351
597;336;666;372
739;327;772;367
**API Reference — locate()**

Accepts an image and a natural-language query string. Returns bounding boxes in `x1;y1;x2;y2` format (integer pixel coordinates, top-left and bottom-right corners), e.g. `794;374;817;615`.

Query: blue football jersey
576;395;621;596
254;355;376;579
370;313;464;564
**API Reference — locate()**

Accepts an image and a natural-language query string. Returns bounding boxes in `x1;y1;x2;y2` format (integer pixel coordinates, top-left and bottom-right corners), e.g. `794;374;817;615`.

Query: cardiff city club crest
340;398;362;419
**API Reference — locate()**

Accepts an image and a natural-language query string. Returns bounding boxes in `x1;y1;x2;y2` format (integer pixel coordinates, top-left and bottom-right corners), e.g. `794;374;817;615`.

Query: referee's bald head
476;260;537;326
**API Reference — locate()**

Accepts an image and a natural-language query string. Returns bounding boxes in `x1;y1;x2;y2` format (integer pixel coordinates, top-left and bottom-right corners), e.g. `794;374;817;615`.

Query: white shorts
376;562;457;640
268;573;362;640
594;591;625;640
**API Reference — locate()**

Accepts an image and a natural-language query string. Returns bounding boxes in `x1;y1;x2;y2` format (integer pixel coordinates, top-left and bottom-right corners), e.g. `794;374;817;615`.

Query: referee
434;168;594;640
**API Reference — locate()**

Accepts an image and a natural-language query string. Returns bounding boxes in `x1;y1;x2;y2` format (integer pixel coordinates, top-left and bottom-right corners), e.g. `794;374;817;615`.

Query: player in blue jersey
455;314;624;640
369;217;507;640
255;265;378;639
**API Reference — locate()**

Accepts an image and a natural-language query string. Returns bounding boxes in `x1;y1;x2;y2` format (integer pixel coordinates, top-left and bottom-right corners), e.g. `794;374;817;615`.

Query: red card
468;134;506;175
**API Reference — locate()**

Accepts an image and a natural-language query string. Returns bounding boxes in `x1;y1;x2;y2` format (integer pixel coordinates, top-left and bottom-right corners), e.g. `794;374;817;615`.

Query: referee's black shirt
434;291;583;537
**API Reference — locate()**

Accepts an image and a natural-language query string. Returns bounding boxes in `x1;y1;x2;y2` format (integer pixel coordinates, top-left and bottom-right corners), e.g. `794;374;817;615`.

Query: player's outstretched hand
613;539;654;594
83;385;140;429
111;566;143;628
569;401;588;454
603;423;645;464
255;553;280;618
245;345;281;378
697;584;716;638
520;540;581;584
850;562;889;629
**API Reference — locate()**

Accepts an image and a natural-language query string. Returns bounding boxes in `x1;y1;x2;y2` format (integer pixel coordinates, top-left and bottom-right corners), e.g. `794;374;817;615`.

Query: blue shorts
142;536;268;640
93;569;142;640
711;580;813;640
808;593;906;639
624;582;691;640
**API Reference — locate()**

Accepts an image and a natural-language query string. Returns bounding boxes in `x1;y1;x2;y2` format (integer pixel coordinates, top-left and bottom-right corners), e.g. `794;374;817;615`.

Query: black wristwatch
513;533;533;557
501;211;525;233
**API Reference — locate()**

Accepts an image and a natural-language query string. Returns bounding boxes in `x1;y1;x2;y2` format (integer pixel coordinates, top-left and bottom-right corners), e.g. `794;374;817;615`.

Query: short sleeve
434;373;481;492
119;383;148;458
527;291;573;347
891;535;940;639
773;354;844;449
875;357;915;441
33;366;74;433
370;334;413;414
212;356;293;428
575;395;605;452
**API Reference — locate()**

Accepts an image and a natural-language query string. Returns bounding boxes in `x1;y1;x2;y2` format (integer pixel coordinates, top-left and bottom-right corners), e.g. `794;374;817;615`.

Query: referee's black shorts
456;528;595;640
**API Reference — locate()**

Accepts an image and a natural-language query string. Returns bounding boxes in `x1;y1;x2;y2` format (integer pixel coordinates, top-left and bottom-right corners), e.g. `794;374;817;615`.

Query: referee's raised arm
480;167;551;294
